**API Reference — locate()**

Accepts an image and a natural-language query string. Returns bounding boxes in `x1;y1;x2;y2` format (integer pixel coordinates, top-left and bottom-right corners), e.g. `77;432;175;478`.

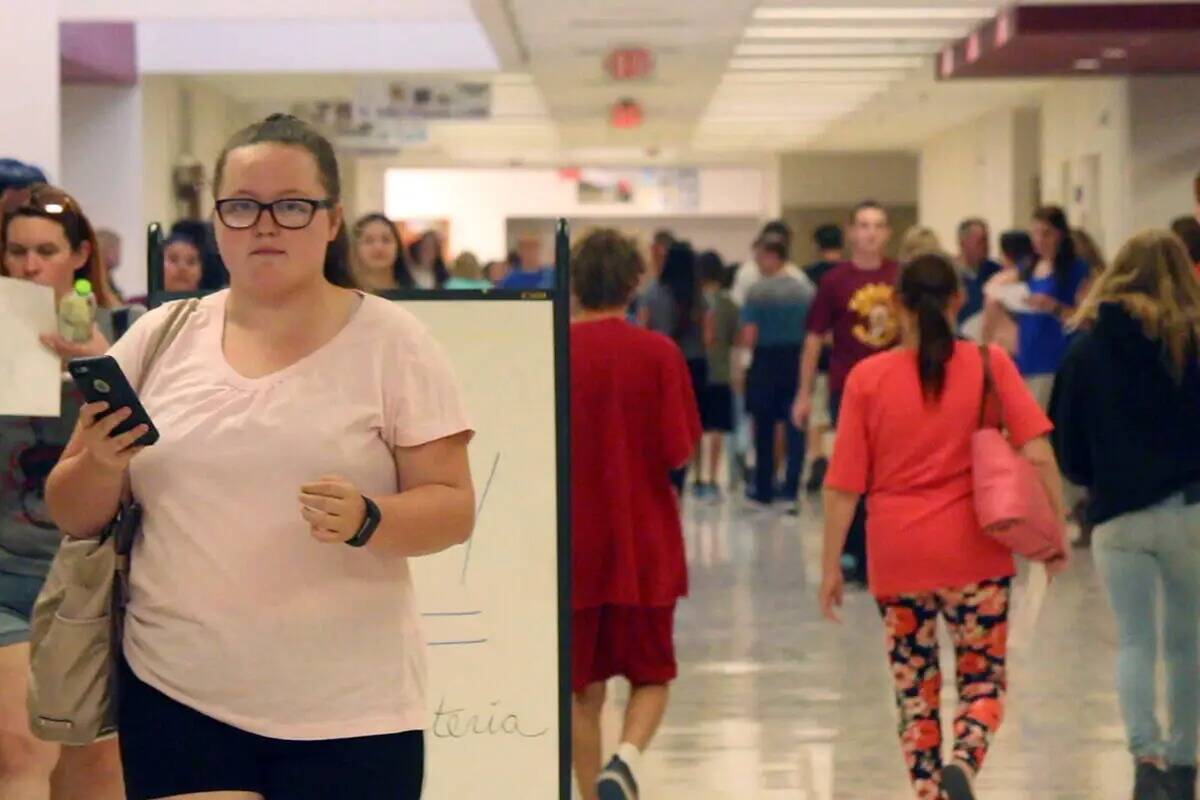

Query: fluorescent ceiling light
731;56;924;70
754;7;996;21
746;25;968;40
721;70;904;83
736;42;941;56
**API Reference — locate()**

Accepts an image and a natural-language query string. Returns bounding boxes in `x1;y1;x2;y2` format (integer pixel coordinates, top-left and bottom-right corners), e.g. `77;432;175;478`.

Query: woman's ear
72;239;93;273
328;204;344;244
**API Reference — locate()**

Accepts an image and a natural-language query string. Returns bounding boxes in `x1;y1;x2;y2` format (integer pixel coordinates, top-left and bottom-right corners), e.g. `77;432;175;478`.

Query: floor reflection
588;497;1130;799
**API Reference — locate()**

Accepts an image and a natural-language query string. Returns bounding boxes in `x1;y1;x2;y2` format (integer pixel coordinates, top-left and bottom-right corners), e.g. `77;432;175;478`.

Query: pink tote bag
972;346;1065;562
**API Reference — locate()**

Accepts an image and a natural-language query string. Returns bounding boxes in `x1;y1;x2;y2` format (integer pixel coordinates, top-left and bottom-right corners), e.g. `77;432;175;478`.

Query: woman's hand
76;402;147;473
1026;293;1060;314
819;565;845;623
299;475;367;544
1045;554;1070;579
40;324;110;363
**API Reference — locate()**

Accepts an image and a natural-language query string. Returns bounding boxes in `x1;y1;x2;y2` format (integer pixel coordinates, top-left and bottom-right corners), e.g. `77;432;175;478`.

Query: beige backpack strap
118;298;200;508
134;298;199;393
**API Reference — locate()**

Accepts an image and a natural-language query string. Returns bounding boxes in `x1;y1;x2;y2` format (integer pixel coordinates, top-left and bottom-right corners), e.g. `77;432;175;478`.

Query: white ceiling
135;0;1181;162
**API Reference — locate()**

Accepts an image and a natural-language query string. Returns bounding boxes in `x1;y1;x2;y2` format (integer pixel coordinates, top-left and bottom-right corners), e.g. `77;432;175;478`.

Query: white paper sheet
991;281;1034;315
0;276;60;417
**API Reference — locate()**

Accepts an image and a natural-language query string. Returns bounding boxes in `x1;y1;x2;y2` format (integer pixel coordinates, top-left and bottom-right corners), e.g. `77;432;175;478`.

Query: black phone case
67;356;160;447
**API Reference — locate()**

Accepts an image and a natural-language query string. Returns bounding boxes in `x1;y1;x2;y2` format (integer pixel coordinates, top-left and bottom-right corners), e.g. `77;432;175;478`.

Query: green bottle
58;279;97;343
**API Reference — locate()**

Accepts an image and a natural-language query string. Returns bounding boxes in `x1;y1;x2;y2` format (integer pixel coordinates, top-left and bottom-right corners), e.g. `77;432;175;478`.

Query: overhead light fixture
730;56;925;70
1074;58;1102;71
721;70;904;84
754;7;996;21
746;25;968;40
735;42;941;56
1102;47;1127;59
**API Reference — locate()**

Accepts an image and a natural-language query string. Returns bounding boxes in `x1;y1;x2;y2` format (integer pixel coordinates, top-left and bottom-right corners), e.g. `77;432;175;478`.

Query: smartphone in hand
67;356;159;447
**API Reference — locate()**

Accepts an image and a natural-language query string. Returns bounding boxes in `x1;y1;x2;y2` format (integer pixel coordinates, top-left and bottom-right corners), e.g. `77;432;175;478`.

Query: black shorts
701;383;734;432
118;659;424;800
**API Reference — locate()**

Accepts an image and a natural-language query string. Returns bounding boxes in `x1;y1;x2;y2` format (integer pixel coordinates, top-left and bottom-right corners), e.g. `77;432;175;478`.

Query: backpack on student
26;298;198;745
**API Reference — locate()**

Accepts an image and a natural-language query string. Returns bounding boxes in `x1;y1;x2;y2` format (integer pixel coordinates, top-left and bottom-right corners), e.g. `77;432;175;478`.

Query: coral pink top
826;342;1051;597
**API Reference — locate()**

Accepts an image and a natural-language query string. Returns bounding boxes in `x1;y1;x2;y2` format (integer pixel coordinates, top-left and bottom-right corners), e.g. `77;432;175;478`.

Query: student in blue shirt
1018;205;1092;407
956;217;1003;332
499;234;554;289
740;238;816;512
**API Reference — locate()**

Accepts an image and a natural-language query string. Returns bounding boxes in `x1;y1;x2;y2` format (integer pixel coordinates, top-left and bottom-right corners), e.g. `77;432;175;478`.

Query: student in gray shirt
741;238;816;511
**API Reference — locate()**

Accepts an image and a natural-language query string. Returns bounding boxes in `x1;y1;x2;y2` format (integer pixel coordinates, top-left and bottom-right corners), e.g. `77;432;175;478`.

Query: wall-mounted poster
570;167;700;211
358;79;492;121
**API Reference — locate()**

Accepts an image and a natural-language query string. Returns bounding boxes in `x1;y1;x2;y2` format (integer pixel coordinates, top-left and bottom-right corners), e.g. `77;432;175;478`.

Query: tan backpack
27;298;198;745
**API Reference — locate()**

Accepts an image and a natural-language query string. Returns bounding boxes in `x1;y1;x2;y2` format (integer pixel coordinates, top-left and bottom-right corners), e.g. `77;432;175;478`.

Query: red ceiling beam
938;3;1200;80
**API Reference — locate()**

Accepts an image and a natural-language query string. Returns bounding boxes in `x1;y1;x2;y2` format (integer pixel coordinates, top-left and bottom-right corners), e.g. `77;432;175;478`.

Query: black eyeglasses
214;198;334;230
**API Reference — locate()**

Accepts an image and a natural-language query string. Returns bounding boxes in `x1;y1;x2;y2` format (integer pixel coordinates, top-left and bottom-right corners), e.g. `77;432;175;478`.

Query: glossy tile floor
589;493;1137;800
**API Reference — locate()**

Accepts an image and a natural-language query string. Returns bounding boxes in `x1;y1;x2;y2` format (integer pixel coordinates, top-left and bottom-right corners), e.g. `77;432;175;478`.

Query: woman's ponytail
899;253;961;402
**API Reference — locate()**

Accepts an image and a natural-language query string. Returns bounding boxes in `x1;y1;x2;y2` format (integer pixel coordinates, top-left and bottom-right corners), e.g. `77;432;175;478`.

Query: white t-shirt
730;259;806;306
109;290;472;740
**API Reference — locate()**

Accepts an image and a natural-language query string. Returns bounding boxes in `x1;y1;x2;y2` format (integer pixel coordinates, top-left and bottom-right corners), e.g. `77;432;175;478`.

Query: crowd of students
571;178;1200;800
4;137;1200;800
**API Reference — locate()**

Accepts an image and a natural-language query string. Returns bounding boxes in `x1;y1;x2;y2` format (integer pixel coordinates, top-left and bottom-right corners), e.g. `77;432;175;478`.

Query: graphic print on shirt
9;422;62;530
848;282;899;348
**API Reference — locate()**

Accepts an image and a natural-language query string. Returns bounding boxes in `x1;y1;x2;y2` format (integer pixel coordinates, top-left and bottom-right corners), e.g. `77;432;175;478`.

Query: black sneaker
806;457;828;493
597;755;639;800
941;764;977;800
1168;765;1197;800
1134;762;1171;800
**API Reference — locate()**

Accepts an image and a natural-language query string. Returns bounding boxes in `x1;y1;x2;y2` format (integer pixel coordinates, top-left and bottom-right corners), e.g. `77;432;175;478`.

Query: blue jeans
1094;493;1200;765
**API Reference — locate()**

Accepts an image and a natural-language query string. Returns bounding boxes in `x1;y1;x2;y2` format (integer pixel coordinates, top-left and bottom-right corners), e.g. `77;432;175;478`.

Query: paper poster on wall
358;79;492;121
571;167;699;211
290;100;430;155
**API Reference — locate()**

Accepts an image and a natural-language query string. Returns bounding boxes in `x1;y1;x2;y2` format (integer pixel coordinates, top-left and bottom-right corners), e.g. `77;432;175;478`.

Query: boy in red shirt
794;200;900;584
570;229;702;800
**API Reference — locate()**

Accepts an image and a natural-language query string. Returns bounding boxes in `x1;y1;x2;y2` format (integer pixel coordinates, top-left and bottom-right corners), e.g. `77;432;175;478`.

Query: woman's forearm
368;484;476;557
45;452;126;539
822;488;859;573
1021;438;1066;519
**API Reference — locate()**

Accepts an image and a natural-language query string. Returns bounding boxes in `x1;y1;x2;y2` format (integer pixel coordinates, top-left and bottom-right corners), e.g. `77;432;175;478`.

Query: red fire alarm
605;48;654;81
610;98;643;129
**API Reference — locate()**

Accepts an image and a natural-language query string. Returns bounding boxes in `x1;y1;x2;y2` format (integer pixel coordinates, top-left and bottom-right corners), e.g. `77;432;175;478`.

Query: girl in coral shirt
821;253;1065;800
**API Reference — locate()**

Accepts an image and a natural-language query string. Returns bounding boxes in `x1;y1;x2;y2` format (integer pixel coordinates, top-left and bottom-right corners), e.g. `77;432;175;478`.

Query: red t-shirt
826;342;1053;597
571;318;701;609
806;260;901;394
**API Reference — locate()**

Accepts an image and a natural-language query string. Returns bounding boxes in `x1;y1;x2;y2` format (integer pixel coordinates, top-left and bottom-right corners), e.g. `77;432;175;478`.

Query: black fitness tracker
346;495;382;548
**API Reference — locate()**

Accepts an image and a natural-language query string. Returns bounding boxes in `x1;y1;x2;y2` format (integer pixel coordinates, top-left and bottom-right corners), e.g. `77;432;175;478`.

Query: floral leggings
877;577;1011;800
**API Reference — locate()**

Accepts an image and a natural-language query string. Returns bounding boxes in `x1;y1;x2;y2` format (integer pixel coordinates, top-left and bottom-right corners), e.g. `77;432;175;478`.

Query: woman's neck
355;265;397;292
226;279;354;341
899;311;959;349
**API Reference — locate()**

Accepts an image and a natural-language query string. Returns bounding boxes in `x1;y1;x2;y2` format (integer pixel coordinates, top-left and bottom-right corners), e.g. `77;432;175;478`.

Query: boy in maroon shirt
570;229;701;800
793;201;899;584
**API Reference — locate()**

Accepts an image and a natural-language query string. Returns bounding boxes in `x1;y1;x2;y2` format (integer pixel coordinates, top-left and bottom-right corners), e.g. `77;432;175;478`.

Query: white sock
616;741;642;777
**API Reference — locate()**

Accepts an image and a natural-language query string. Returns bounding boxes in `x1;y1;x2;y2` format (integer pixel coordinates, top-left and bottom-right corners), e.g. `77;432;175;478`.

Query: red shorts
572;604;677;693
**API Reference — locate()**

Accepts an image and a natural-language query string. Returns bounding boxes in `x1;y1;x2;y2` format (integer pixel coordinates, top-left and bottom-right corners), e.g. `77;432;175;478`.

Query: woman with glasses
0;183;127;799
45;114;476;800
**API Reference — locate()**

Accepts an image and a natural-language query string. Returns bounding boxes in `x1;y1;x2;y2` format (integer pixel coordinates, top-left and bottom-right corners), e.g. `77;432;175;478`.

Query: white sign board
397;298;564;799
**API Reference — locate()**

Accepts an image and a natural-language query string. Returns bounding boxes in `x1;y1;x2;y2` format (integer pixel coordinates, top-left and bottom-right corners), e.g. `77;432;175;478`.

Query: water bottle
58;279;97;343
